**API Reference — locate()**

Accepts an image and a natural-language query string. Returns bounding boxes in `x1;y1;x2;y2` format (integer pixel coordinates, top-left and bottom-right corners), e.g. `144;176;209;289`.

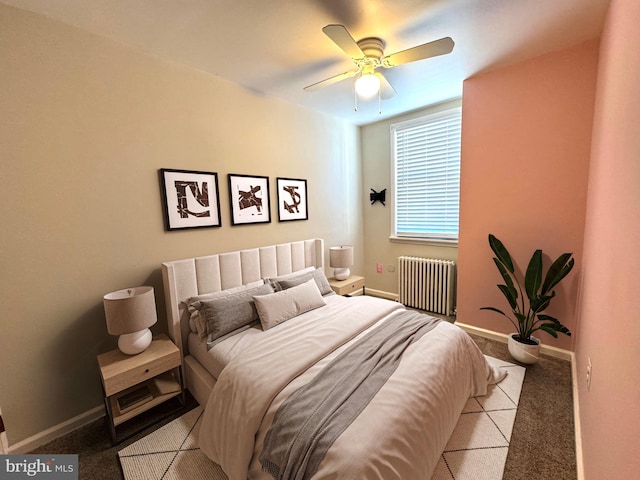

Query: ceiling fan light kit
305;24;454;113
355;71;380;98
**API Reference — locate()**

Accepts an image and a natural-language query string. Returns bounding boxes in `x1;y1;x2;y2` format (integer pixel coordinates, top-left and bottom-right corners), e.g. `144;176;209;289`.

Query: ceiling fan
304;24;455;101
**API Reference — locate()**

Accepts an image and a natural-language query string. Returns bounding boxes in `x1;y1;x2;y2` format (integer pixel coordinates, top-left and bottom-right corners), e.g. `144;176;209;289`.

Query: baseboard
364;288;398;301
571;352;585;480
455;322;507;344
455;322;573;362
7;405;105;454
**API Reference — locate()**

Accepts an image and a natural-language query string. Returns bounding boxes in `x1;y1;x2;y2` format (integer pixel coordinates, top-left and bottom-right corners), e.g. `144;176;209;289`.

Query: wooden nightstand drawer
329;275;365;296
98;334;180;397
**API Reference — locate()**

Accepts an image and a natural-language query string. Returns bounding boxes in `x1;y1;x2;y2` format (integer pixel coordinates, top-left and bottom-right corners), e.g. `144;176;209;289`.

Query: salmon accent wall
457;40;599;351
576;0;640;477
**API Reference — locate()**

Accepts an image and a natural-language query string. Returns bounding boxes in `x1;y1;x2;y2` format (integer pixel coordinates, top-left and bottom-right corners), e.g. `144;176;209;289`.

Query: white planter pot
508;333;541;364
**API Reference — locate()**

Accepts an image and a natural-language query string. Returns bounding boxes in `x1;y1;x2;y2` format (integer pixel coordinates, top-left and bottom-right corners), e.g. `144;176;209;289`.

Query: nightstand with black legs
97;334;184;444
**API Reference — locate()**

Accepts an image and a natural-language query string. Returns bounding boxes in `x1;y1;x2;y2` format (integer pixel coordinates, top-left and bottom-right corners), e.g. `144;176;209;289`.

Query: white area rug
430;356;526;480
119;356;525;480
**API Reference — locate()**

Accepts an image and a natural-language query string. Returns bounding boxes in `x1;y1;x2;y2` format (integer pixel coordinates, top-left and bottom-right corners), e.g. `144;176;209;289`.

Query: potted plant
481;234;574;364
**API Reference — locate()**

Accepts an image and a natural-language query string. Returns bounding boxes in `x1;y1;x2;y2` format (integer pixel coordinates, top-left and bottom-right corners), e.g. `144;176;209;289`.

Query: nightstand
97;333;184;444
328;275;365;296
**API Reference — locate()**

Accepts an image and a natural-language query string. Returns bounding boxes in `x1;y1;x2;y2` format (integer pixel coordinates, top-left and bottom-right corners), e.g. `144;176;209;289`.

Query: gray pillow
274;268;333;296
186;280;265;337
199;283;275;342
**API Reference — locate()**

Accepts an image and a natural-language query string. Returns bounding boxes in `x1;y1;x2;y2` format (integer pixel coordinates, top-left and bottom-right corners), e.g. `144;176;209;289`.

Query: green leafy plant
481;234;574;344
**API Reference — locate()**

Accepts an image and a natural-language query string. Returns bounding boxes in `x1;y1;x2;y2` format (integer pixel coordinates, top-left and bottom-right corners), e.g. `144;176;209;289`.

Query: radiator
398;256;456;316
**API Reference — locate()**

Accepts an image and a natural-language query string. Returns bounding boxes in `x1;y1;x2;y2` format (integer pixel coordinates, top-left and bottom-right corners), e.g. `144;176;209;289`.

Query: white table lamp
330;245;354;281
103;286;157;355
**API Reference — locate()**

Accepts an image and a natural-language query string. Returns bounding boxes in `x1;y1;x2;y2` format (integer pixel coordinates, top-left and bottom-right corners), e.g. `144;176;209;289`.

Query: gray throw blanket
259;310;441;480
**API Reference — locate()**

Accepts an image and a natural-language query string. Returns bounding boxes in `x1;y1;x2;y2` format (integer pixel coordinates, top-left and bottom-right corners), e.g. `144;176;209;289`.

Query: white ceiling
3;0;610;125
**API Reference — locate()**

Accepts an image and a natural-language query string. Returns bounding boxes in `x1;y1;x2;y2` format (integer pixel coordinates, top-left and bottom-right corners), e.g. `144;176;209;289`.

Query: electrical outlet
586;357;592;390
376;263;383;273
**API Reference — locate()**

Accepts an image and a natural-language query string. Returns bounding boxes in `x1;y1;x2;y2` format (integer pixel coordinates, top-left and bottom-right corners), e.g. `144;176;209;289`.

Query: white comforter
199;295;505;480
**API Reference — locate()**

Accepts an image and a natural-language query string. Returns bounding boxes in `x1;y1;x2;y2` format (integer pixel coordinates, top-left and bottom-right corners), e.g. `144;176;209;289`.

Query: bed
162;238;505;480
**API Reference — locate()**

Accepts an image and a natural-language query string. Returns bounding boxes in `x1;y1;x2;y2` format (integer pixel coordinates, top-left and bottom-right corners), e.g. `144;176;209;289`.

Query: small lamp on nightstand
330;245;354;281
103;286;157;355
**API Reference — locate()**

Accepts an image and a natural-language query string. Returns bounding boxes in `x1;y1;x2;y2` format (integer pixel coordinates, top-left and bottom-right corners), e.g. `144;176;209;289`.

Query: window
391;106;462;243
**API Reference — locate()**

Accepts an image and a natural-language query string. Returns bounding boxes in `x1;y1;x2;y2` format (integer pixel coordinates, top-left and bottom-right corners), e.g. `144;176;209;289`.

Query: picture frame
160;168;222;231
228;174;271;225
277;177;308;222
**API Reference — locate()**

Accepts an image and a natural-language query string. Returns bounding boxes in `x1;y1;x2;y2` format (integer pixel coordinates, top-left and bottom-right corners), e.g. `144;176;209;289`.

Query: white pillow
253;279;325;331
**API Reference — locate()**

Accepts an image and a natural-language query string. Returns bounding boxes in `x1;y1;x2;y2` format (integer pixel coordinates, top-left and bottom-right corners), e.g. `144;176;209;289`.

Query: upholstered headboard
161;238;324;356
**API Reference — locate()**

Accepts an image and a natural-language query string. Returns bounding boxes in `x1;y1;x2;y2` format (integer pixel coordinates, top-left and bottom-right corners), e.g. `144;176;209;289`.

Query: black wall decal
370;188;386;206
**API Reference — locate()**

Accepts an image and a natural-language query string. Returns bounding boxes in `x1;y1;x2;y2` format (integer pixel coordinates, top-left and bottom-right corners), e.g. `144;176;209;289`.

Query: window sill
389;235;458;248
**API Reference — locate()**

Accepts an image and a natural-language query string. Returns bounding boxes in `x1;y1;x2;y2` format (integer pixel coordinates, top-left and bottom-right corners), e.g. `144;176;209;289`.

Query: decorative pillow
270;268;333;296
186;280;264;336
198;283;275;342
253;279;326;331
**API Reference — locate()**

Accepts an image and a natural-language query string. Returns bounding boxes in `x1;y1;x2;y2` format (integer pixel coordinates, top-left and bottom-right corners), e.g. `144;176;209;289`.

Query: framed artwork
277;177;308;222
160;168;222;231
228;174;271;225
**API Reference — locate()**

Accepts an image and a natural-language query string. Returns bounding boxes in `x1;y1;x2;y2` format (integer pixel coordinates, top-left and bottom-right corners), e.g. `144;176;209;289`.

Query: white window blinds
392;107;461;241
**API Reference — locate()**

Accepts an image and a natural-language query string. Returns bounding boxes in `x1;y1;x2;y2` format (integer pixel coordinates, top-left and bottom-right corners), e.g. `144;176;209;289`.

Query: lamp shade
330;246;354;268
330;246;354;281
103;286;157;336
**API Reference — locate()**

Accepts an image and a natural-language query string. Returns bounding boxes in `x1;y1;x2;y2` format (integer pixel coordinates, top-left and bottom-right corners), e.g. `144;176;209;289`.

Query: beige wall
0;5;361;446
456;40;599;351
359;99;460;296
576;0;640;476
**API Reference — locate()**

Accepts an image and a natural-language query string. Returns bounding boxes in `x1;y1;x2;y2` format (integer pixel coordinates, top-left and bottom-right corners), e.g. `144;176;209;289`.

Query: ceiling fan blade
303;70;358;91
383;37;454;67
322;24;365;59
378;73;397;100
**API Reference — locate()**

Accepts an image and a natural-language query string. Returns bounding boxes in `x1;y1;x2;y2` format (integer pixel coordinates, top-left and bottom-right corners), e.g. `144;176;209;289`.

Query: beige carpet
119;356;525;480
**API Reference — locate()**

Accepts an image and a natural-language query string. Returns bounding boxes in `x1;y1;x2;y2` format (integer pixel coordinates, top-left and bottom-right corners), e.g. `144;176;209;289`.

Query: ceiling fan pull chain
354;86;358;111
378;88;382;115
